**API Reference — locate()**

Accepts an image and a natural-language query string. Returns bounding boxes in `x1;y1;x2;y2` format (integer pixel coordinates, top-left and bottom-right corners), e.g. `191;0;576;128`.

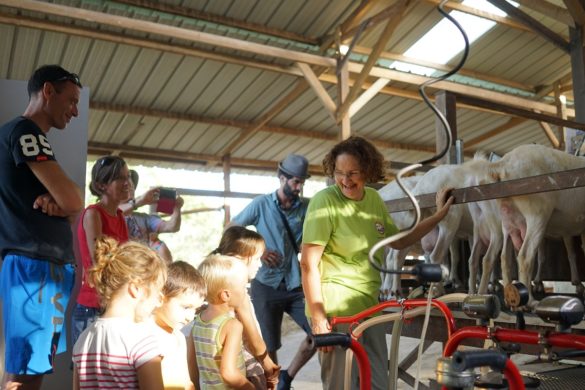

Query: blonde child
189;255;254;390
152;261;206;390
72;237;167;390
211;226;279;389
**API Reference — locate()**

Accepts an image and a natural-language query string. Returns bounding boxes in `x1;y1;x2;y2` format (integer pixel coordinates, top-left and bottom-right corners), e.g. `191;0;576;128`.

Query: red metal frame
442;326;585;390
330;298;457;338
324;298;458;390
503;359;525;390
444;326;585;357
325;297;535;390
347;338;371;390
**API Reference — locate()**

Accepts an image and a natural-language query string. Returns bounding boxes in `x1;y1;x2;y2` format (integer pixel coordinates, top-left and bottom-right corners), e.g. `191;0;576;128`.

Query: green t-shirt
302;185;399;317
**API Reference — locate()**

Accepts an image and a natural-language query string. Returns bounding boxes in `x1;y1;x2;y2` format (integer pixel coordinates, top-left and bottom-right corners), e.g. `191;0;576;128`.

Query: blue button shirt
231;191;307;291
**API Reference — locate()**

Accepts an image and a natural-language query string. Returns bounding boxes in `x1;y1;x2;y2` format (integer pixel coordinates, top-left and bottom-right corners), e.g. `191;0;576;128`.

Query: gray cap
279;154;311;179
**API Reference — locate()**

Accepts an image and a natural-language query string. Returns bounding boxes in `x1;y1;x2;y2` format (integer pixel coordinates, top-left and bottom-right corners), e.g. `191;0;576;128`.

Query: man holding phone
122;170;184;263
230;154;315;390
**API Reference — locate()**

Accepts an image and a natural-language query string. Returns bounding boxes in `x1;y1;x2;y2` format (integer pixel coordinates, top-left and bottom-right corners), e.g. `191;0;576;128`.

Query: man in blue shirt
231;154;314;389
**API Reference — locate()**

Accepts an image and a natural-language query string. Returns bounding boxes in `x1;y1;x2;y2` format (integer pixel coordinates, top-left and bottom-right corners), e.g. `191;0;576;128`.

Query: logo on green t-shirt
375;221;385;235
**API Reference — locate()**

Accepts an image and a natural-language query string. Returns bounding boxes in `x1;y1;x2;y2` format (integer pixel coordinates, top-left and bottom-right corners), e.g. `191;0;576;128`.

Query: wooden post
338;56;351;140
222;154;231;226
554;81;566;150
336;25;351;140
434;91;458;164
570;26;585;123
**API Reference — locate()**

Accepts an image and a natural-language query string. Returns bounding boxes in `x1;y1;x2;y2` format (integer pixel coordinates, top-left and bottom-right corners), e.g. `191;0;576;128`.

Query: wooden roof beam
220;36;337;155
341;0;413;41
1;2;575;119
296;62;337;120
465;117;527;148
88;141;326;175
318;73;518;116
454;93;585;130
1;2;567;118
91;101;332;141
535;70;573;98
563;0;585;27
114;0;319;45
487;0;570;53
360;64;575;117
0;0;336;67
351;45;536;93
424;0;534;34
349;77;391;118
89;141;433;177
319;0;372;53
3;8;552;117
220;83;310;155
386;167;585;212
539;121;561;149
337;0;409;122
515;0;574;27
339;0;377;36
90;102;435;154
0;12;300;78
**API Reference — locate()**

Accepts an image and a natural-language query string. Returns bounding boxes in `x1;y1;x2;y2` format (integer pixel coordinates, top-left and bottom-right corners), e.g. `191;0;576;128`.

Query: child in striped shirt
72;237;167;390
189;255;254;389
210;226;280;389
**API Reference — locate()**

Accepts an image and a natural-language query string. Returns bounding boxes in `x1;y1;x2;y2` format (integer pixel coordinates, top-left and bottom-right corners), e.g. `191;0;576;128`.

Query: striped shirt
192;312;246;389
72;317;163;389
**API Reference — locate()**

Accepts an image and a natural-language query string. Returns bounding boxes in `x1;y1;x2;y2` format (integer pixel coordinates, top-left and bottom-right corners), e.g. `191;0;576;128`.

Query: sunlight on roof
391;0;515;76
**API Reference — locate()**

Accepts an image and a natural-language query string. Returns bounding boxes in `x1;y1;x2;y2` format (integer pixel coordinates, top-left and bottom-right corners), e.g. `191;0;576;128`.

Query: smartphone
156;188;177;214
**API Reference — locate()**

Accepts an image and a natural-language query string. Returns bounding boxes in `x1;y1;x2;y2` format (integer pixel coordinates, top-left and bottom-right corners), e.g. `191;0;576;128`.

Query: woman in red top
72;156;131;345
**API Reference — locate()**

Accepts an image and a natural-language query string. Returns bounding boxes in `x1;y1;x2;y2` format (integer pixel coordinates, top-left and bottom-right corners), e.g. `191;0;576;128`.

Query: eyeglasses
334;170;361;179
51;72;82;88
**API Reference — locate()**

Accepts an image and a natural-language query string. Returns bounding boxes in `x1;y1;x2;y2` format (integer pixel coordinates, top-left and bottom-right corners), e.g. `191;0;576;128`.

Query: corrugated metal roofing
0;0;580;177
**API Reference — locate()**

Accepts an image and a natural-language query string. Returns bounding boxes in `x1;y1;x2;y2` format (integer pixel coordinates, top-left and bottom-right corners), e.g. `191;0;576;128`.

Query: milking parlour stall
375;2;585;390
3;0;585;390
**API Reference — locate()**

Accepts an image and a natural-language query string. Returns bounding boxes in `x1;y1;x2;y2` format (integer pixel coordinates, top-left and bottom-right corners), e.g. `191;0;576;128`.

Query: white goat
378;165;473;298
378;176;420;299
461;155;503;294
488;144;585;301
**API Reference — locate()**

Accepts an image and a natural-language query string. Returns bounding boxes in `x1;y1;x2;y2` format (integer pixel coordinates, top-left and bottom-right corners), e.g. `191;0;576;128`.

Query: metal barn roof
0;0;582;178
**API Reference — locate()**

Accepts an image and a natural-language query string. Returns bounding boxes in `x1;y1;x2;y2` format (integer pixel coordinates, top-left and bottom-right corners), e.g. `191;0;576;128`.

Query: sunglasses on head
51;72;82;88
99;156;117;167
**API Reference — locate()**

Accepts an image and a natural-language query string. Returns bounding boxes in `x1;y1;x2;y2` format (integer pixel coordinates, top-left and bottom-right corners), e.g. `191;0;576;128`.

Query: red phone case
156;189;177;214
156;198;176;214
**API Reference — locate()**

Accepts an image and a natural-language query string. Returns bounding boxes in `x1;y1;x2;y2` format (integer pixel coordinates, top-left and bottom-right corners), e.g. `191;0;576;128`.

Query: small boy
190;255;254;390
152;261;206;390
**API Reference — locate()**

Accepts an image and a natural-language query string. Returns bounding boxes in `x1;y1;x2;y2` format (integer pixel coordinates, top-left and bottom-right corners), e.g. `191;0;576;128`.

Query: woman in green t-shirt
301;136;453;390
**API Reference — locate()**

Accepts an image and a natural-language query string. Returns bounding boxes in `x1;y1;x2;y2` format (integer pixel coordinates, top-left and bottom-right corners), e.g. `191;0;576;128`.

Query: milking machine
315;282;585;389
438;283;585;390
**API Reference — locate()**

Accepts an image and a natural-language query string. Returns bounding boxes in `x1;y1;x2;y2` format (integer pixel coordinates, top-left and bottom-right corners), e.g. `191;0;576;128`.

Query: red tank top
76;203;129;308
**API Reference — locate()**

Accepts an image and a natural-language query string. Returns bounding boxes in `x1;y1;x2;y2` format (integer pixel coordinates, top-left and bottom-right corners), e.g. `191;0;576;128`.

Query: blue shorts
250;279;310;352
0;254;74;375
